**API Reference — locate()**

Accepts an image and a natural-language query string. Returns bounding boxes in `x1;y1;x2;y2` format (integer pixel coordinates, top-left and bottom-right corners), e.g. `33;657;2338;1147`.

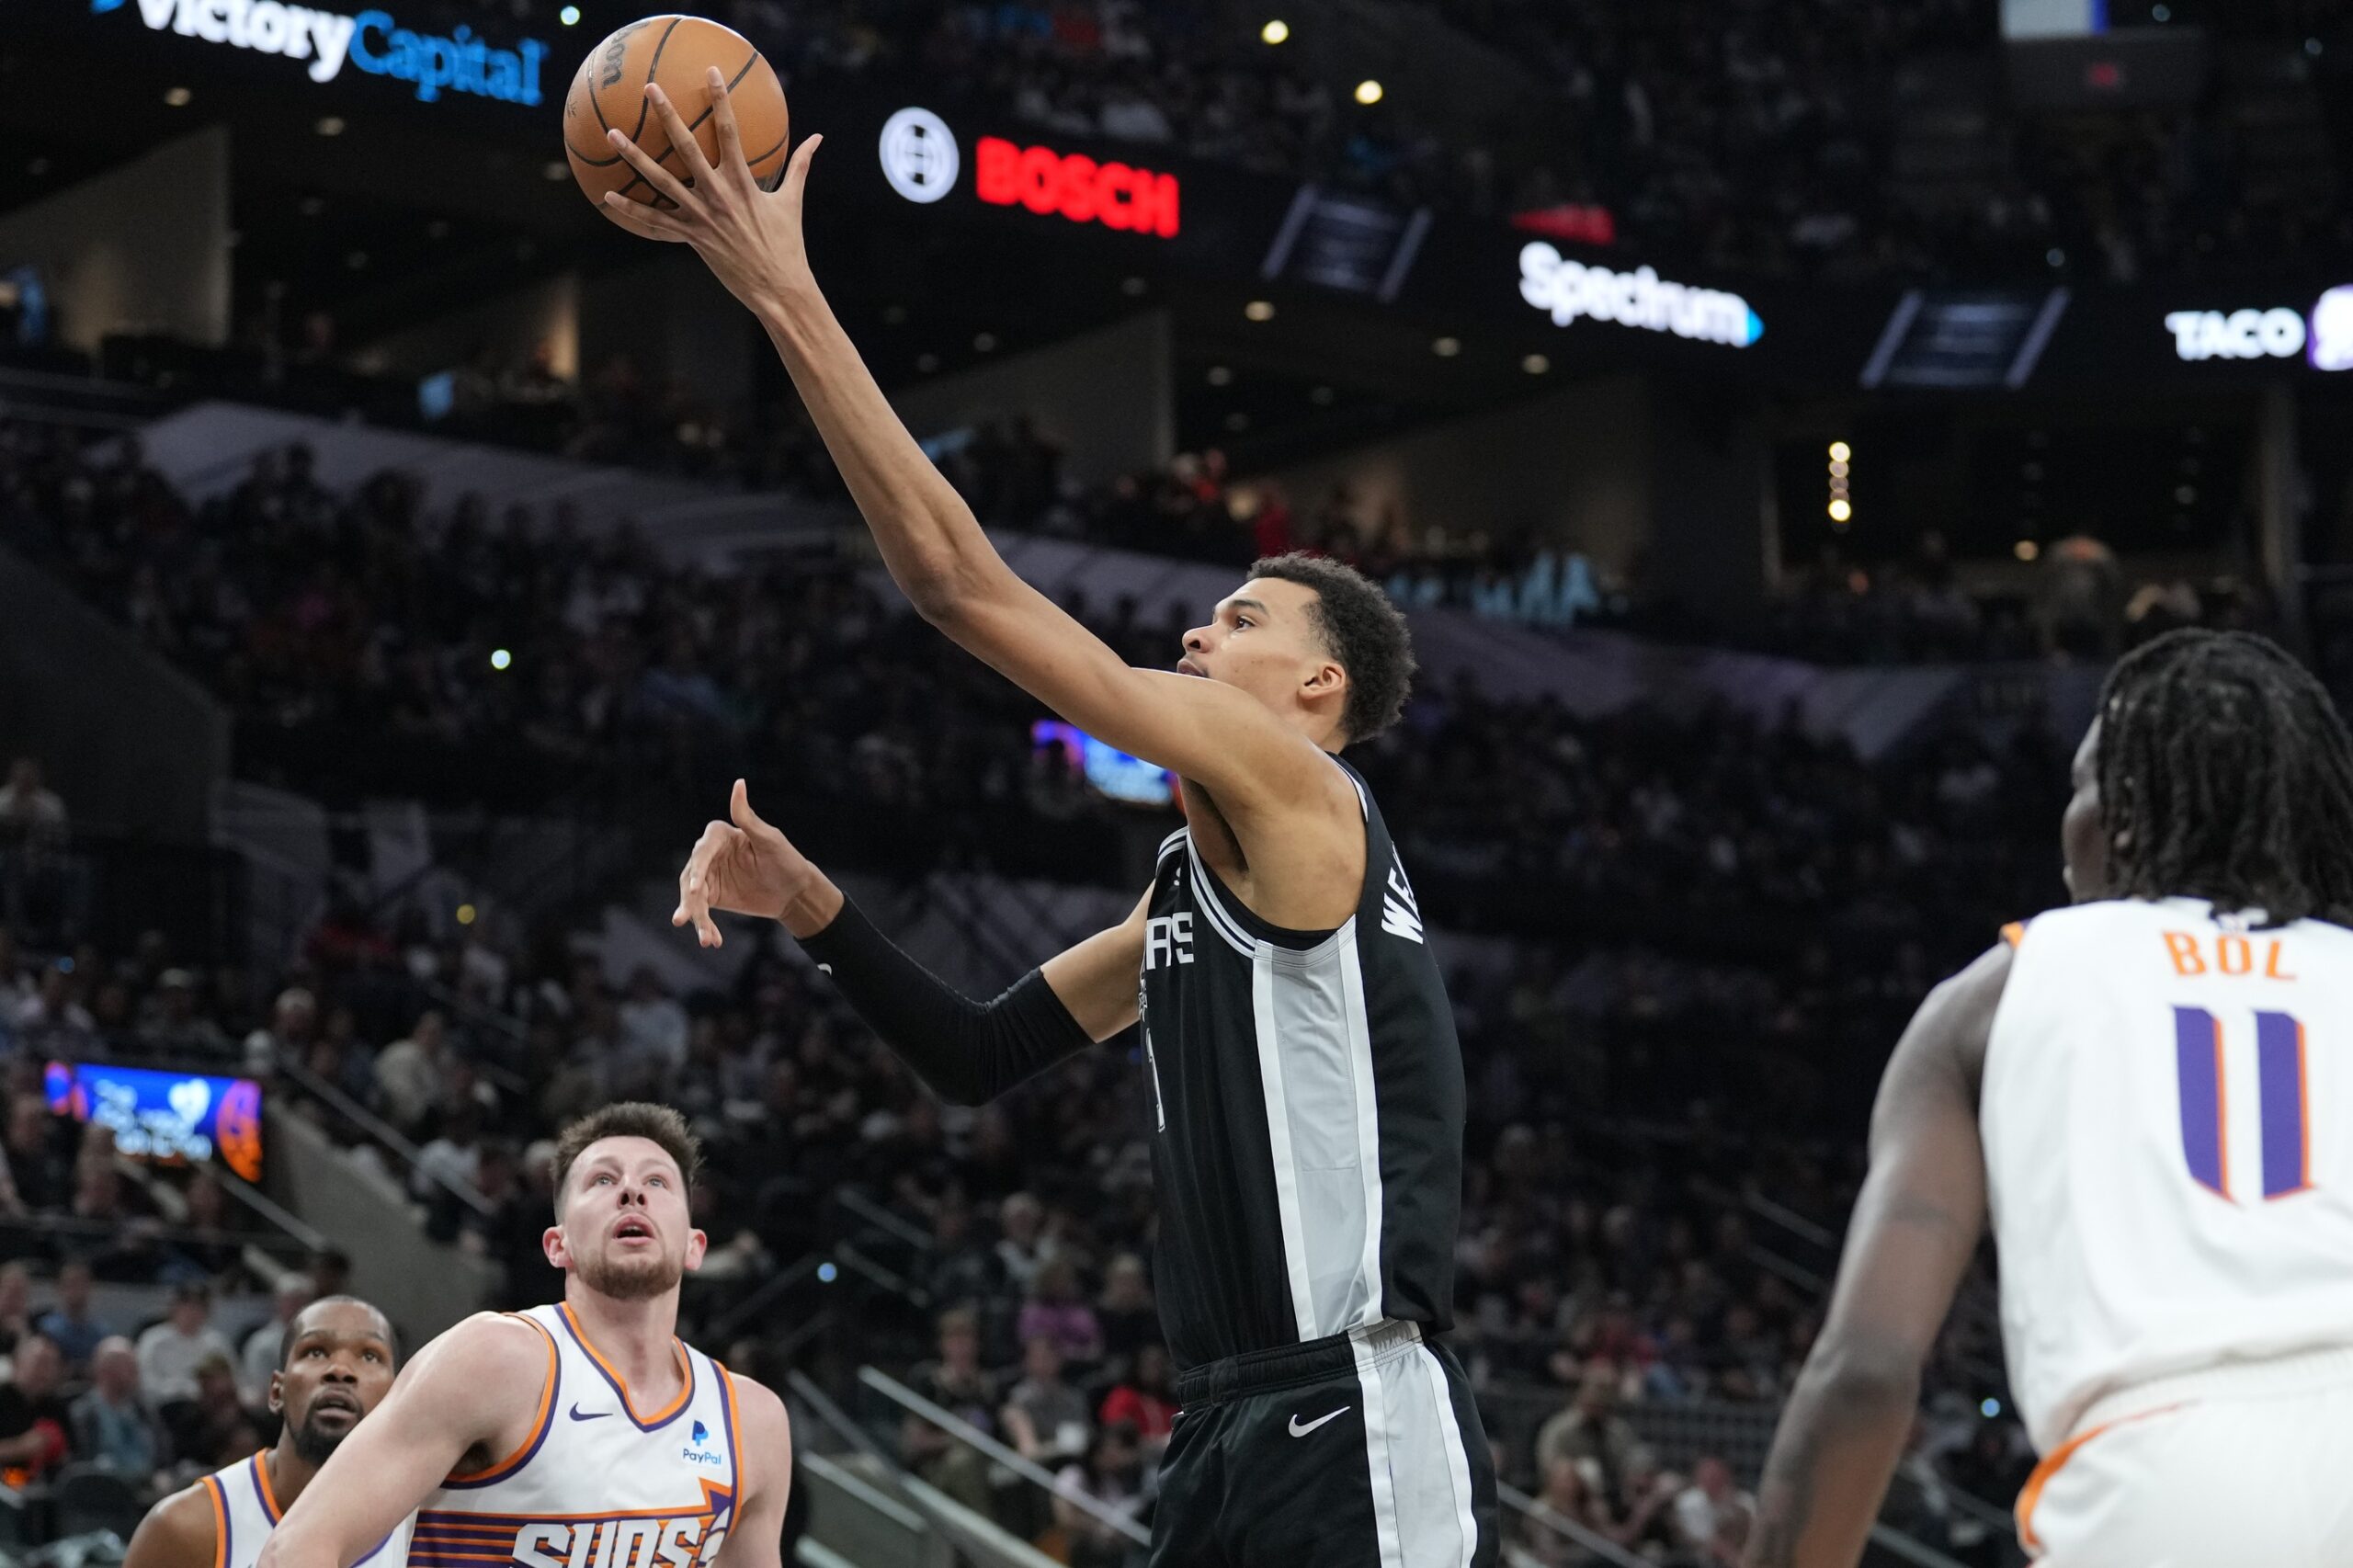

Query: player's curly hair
2097;629;2353;926
1247;552;1417;744
550;1101;702;1217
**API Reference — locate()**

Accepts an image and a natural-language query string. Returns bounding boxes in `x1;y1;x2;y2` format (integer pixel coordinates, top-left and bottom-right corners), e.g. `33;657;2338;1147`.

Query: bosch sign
92;0;549;104
974;137;1181;237
2166;289;2353;370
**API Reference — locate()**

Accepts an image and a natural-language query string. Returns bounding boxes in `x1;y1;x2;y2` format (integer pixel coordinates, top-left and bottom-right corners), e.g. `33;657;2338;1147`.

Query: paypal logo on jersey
691;1421;709;1445
681;1418;721;1466
92;0;548;104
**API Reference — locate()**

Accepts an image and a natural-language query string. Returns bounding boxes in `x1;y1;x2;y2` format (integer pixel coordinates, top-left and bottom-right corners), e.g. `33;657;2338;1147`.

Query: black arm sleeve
794;896;1098;1105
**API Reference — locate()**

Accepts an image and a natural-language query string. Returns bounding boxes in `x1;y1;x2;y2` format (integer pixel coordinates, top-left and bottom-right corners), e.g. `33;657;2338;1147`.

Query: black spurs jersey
1139;756;1465;1369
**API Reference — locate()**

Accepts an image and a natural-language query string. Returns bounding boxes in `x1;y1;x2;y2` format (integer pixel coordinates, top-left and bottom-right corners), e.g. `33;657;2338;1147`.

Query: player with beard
261;1104;790;1568
126;1297;406;1568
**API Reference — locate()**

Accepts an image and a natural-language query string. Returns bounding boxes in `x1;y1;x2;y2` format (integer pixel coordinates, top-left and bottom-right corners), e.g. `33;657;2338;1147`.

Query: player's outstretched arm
1745;944;2011;1568
122;1482;215;1568
262;1314;547;1568
714;1373;794;1568
672;779;1142;1101
598;74;1333;814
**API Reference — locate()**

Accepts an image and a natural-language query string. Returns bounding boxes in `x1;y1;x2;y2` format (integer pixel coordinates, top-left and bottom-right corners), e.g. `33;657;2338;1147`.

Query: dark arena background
0;0;2348;1563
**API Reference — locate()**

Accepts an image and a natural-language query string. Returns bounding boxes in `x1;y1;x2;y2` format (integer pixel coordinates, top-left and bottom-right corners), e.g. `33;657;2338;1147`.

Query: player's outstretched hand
601;66;823;312
673;779;819;948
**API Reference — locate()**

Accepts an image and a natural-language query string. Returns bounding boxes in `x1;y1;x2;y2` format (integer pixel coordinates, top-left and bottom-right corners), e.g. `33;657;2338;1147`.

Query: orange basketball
563;15;790;224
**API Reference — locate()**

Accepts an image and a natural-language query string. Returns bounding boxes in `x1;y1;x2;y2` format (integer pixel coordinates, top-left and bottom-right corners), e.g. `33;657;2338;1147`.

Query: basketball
563;15;790;223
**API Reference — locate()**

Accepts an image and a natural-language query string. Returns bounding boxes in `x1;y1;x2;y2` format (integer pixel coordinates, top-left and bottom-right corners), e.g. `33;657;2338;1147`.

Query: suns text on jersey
507;1514;728;1568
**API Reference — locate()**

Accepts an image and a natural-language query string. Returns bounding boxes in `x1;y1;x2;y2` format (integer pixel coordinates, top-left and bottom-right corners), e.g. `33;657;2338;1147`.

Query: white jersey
198;1450;412;1568
408;1305;744;1568
1984;897;2353;1452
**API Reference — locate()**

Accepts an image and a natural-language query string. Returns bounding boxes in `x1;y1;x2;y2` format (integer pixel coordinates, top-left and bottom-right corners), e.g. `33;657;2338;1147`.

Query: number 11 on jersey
2175;1006;2313;1202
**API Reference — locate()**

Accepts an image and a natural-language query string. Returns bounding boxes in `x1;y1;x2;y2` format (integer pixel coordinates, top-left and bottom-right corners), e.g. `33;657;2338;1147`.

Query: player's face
1179;578;1346;725
271;1301;397;1465
2062;718;2109;903
549;1136;706;1301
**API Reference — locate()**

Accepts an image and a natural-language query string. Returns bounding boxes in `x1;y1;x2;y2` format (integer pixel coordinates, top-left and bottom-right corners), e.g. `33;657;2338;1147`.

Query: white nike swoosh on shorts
1289;1407;1349;1437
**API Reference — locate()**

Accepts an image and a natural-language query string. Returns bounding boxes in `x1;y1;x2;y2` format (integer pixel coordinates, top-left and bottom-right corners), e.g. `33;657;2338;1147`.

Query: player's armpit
123;1481;217;1568
917;562;1338;814
714;1375;793;1568
1042;891;1150;1043
264;1313;549;1568
1745;943;2012;1568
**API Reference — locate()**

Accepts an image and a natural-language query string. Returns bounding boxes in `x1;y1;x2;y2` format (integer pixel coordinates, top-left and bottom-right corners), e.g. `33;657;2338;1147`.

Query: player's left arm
1744;943;2012;1568
716;1373;794;1568
597;76;1336;816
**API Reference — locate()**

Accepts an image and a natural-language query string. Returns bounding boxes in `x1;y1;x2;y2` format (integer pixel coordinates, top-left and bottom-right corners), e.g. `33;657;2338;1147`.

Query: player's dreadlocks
2097;629;2353;926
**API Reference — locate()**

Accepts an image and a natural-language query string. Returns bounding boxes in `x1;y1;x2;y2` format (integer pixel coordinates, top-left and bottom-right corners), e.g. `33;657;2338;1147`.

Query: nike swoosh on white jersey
1288;1407;1349;1437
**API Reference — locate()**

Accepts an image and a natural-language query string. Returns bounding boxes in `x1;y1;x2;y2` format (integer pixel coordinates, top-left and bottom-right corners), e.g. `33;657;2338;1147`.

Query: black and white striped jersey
1138;756;1465;1370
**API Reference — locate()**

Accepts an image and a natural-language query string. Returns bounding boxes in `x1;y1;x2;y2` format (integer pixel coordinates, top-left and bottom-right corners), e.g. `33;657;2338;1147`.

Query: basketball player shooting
609;71;1496;1567
1745;631;2353;1568
260;1106;791;1568
129;1297;405;1568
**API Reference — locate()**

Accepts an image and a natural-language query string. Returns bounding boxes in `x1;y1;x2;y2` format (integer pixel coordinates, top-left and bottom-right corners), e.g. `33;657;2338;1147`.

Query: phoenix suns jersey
408;1304;744;1568
1984;898;2353;1450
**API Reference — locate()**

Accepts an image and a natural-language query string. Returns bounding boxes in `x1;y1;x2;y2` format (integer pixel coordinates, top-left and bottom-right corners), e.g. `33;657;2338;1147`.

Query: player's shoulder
718;1364;792;1480
410;1311;558;1387
125;1475;222;1568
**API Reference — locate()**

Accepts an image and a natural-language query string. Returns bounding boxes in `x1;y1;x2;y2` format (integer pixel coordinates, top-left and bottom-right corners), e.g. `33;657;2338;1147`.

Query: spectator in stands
1001;1335;1091;1468
614;968;690;1093
140;969;231;1061
306;1247;354;1300
1051;1419;1147;1568
995;1192;1050;1294
0;759;66;842
1535;1364;1648;1512
1097;1342;1176;1455
901;1307;997;1517
37;1257;112;1370
240;1273;314;1404
135;1281;234;1412
1674;1455;1754;1563
1093;1253;1156;1369
413;1104;486;1202
1016;1256;1104;1370
374;1009;451;1136
5;1096;72;1218
242;986;318;1079
1522;1455;1613;1564
69;1335;167;1492
164;1350;260;1469
172;1169;245;1279
0;1262;36;1360
922;1199;1006;1313
0;1334;71;1485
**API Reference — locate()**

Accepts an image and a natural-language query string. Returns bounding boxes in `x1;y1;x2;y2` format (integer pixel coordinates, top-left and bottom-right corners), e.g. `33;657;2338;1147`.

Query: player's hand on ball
602;67;822;311
673;778;818;948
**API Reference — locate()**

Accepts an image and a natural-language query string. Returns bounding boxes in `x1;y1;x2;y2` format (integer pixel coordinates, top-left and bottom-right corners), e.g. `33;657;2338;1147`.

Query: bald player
126;1296;406;1568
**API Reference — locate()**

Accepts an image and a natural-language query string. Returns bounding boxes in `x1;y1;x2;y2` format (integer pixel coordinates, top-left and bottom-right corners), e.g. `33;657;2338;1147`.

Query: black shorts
1149;1321;1498;1568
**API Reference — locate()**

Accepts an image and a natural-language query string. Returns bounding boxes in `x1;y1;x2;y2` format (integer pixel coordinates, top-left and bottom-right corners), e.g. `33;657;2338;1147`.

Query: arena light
1245;301;1276;323
1522;353;1551;374
1355;79;1384;106
542;161;568;181
560;4;581;22
491;648;513;670
1207;366;1234;387
1433;336;1462;358
1261;18;1290;44
1828;498;1853;524
1828;441;1851;462
164;85;192;106
316;115;347;136
456;903;478;926
2015;540;2041;562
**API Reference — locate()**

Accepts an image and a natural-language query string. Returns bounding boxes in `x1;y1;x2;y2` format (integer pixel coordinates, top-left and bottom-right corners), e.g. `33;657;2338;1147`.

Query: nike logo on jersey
568;1403;612;1421
1289;1407;1349;1437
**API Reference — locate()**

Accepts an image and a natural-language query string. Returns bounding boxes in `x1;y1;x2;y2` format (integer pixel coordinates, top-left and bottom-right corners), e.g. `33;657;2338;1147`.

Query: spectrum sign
92;0;551;104
2165;288;2353;371
1518;243;1764;349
